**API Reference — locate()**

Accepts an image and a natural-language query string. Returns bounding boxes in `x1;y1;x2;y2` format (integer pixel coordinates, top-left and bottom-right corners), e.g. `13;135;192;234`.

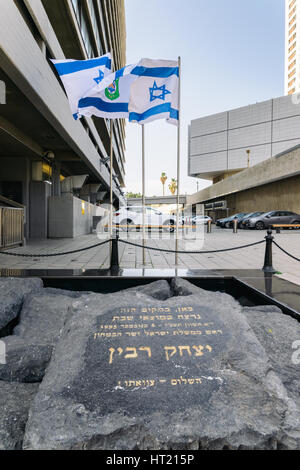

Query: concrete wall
48;194;95;238
187;145;300;218
29;181;51;238
187;145;300;207
73;197;94;238
224;175;300;215
189;95;300;179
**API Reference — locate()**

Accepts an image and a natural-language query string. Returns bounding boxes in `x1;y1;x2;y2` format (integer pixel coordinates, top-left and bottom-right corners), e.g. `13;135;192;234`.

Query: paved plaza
0;227;299;285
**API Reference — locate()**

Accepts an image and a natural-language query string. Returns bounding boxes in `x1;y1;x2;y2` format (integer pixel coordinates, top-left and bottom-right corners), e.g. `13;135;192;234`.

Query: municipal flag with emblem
78;63;139;119
51;53;112;120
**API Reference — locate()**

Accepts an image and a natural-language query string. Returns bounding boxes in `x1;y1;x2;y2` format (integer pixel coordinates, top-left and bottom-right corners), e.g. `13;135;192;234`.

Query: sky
123;0;285;197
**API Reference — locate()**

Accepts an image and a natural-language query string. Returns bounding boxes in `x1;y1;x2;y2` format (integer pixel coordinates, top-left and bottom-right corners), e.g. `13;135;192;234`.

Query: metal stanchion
233;219;238;234
207;220;212;233
110;229;119;272
262;229;276;273
276;227;281;234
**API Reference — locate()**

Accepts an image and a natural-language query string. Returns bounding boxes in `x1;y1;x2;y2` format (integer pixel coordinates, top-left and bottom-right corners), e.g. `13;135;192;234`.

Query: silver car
248;211;300;230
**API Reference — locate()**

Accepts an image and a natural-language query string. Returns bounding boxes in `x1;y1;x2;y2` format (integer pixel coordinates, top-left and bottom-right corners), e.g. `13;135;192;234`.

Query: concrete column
52;161;61;197
31;161;43;181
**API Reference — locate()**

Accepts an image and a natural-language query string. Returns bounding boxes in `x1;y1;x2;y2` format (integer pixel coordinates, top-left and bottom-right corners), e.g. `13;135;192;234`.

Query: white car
192;215;212;225
114;206;178;232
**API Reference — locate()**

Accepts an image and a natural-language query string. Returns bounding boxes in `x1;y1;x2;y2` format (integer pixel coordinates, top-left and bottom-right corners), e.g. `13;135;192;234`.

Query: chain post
262;229;276;273
110;229;119;272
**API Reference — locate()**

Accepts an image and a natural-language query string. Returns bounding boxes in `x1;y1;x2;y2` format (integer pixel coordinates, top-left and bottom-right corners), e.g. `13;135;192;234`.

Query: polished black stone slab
0;268;299;320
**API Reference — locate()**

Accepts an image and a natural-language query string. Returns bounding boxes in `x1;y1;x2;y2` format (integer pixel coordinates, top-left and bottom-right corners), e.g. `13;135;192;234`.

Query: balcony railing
0;207;24;249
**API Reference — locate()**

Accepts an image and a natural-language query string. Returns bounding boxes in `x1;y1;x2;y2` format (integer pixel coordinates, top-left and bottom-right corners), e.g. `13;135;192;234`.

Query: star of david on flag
149;81;171;102
51;53;112;119
129;58;179;125
94;70;105;85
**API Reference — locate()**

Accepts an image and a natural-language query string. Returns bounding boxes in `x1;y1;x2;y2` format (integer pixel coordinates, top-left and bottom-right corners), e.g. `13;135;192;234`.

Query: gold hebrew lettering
178;346;192;357
193;345;204;356
124;347;138;359
164;346;177;361
139;347;152;358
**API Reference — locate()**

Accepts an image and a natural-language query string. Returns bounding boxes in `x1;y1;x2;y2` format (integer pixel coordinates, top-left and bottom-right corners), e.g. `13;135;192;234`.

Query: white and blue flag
51;53;112;120
78;58;179;125
129;58;179;125
78;63;138;119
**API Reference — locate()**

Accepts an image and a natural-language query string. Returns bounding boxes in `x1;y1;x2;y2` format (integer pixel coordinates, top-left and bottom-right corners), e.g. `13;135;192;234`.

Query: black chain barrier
273;241;300;263
1;234;300;270
117;238;265;254
0;239;111;258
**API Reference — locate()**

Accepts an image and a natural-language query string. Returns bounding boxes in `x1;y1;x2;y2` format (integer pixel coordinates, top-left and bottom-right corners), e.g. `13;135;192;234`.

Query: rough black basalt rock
0;381;39;450
242;305;300;408
0;278;43;335
23;278;300;450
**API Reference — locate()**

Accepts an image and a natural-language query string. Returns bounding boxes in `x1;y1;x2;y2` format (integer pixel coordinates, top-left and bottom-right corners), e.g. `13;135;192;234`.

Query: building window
87;0;104;55
289;69;296;79
289;6;296;18
289;24;296;36
289;41;296;53
289;59;296;70
289;33;296;43
289;50;296;61
288;78;296;88
71;0;95;58
289;15;296;27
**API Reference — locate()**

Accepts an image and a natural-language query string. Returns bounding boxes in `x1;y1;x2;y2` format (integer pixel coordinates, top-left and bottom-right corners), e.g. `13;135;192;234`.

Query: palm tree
160;172;168;196
169;178;177;196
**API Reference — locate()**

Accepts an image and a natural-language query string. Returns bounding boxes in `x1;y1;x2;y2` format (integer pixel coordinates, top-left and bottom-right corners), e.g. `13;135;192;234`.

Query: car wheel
255;221;265;230
291;220;300;230
163;220;175;233
225;222;230;228
120;219;134;232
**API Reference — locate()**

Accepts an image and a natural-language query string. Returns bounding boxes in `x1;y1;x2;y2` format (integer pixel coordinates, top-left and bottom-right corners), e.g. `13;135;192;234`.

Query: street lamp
246;149;251;168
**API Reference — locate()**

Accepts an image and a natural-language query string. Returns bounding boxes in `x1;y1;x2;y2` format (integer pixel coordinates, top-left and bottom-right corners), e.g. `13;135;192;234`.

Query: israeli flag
76;58;179;124
128;59;179;126
51;53;112;120
78;63;138;119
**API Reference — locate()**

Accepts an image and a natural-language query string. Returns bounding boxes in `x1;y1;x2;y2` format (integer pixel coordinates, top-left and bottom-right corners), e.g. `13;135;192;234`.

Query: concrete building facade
0;0;126;240
186;144;300;221
188;94;300;184
285;0;300;95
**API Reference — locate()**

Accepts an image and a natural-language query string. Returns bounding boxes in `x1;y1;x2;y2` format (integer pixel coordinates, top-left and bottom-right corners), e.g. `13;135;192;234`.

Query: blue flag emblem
149;81;171;102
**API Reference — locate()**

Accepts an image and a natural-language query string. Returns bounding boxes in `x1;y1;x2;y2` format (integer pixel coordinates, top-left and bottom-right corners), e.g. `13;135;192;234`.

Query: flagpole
142;124;146;265
175;56;181;266
110;119;114;242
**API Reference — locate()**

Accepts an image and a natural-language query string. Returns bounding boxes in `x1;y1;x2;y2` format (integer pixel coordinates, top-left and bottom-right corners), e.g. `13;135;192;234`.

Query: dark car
216;217;226;227
219;213;248;228
240;212;266;229
248;211;300;230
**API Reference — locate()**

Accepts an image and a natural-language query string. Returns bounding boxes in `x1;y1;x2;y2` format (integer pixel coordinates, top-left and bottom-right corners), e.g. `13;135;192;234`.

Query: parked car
114;206;178;232
216;217;226;227
218;213;248;228
248;211;300;230
192;215;212;225
240;212;266;229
